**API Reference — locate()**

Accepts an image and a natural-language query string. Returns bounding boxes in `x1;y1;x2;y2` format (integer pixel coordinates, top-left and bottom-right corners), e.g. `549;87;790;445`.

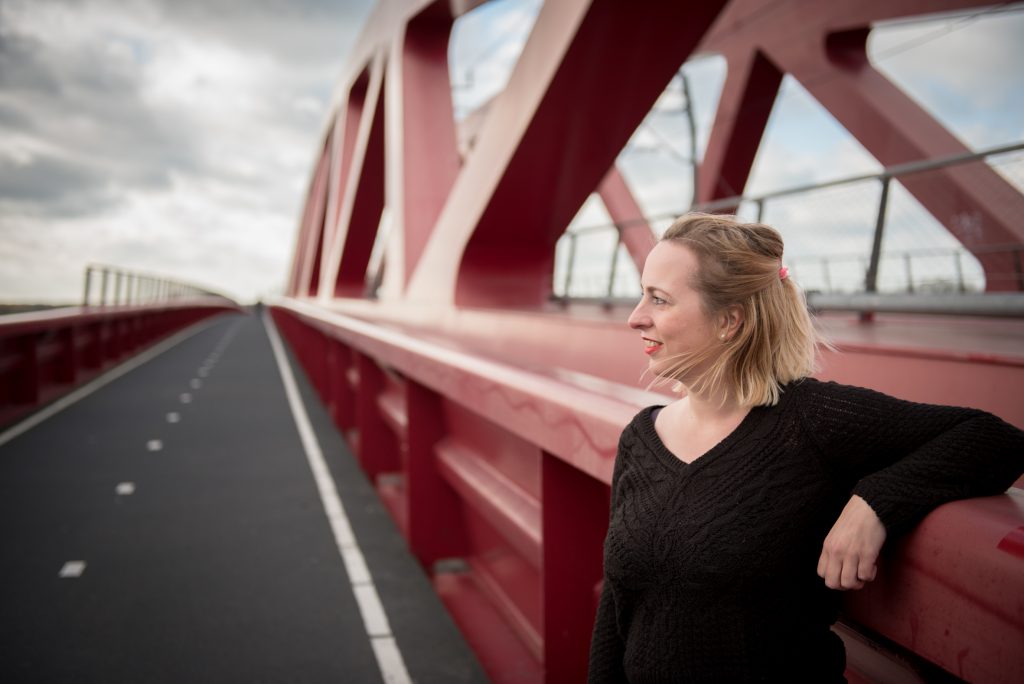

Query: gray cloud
153;0;371;66
0;29;62;95
0;5;207;217
0;102;33;129
0;0;372;213
0;153;117;213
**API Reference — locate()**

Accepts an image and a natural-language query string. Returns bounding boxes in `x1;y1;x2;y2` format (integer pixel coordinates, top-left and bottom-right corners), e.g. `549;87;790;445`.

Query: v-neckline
639;403;764;477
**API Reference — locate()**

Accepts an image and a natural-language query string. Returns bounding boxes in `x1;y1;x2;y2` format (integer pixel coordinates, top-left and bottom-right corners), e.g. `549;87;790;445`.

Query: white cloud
449;0;543;118
869;9;1024;148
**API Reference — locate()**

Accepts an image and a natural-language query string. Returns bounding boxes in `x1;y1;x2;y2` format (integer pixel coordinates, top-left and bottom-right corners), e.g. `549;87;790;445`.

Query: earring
720;333;726;340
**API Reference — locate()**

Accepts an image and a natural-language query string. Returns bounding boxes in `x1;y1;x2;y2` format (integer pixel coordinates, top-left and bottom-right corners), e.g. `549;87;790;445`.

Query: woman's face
627;241;720;378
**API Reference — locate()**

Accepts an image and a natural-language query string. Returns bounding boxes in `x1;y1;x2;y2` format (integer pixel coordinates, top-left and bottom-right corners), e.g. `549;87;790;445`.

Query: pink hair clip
778;265;789;280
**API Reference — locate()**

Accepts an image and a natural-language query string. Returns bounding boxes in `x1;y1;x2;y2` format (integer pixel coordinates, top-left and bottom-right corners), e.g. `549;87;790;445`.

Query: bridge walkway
0;310;486;683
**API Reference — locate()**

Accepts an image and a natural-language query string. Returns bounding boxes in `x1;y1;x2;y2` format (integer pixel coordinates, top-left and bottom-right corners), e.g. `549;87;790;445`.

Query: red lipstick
642;338;663;355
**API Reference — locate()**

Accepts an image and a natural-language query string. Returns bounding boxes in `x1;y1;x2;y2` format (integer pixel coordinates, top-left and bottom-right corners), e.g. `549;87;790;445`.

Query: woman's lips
643;339;663;355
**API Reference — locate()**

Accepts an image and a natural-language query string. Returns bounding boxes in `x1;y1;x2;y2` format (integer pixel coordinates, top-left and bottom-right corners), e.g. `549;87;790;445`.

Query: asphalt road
0;310;486;683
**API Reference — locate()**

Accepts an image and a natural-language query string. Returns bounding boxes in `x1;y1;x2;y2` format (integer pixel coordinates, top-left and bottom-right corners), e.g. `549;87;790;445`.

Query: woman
587;213;1024;682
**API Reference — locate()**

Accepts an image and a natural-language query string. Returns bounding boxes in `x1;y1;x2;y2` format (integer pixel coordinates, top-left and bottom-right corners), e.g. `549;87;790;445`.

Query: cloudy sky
2;0;1022;303
1;0;375;303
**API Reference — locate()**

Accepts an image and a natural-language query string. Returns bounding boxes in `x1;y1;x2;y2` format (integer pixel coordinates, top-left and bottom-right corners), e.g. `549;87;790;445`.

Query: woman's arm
850;409;1023;534
799;380;1024;590
587;580;627;683
587;430;633;681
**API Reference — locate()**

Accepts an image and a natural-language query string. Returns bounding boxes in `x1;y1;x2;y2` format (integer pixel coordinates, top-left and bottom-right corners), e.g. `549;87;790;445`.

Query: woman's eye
651;295;666;305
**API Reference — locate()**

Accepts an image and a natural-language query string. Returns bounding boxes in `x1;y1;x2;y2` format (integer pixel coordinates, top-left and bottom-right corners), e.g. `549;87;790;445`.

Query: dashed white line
190;378;202;389
59;561;86;578
262;311;412;684
198;368;209;378
146;439;163;452
116;482;136;495
167;412;181;424
0;318;224;448
179;393;192;404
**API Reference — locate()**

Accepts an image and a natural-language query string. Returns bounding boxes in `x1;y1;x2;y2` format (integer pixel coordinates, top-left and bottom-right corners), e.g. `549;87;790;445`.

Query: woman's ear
720;304;744;340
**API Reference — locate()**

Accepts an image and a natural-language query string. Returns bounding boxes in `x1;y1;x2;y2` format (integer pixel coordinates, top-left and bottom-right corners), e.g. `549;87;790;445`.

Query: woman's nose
628;302;649;330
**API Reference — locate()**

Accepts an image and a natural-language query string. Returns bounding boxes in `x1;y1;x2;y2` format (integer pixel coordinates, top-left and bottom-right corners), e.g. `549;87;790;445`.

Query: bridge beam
407;0;730;307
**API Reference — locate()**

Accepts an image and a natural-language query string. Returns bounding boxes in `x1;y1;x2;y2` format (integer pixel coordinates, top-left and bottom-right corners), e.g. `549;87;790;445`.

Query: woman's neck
681;385;746;423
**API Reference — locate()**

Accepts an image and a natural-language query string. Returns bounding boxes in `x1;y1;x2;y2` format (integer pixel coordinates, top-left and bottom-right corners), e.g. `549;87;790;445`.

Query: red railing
272;299;1024;683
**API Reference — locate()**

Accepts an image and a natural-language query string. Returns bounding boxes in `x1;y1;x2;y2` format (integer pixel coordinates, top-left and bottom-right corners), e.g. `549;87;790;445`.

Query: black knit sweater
587;378;1024;683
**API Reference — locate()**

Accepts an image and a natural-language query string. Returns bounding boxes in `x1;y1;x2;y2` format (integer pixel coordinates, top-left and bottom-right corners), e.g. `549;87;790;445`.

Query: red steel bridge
2;1;1023;682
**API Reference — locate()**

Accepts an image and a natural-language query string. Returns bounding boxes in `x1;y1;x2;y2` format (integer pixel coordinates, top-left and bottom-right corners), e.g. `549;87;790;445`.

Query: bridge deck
0;311;485;683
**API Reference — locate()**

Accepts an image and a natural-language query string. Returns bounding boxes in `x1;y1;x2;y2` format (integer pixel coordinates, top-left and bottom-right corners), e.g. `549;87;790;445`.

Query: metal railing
554;141;1024;304
82;264;230;307
788;242;1024;296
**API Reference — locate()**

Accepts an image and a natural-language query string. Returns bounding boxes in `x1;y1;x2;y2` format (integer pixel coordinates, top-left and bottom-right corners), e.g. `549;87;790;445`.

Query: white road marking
59;561;86;578
0;317;224;448
262;311;412;684
116;482;135;495
371;637;413;684
190;378;201;389
331;516;357;548
342;546;372;585
353;583;392;637
167;412;180;424
198;368;209;378
179;393;192;404
146;439;163;452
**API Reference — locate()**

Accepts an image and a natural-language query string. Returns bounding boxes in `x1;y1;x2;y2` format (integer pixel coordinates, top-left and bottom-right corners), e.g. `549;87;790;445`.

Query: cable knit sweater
587;378;1024;683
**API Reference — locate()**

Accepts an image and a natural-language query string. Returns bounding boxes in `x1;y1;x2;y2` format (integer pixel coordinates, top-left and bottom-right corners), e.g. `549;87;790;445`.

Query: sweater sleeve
796;380;1024;536
587;579;627;683
587;429;632;683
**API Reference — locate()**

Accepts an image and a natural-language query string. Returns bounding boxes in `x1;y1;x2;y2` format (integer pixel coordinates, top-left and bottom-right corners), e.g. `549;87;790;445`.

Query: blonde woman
587;213;1024;682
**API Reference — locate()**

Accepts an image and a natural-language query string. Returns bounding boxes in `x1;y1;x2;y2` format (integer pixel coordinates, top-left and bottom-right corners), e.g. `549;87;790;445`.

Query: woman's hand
817;495;887;591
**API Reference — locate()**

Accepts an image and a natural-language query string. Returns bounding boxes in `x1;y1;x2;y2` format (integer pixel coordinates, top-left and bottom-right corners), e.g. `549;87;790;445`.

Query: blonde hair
655;213;821;406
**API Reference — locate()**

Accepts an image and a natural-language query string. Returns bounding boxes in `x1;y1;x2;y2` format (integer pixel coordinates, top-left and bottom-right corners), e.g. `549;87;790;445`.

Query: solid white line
353;583;392;637
342;546;372;585
371;637;413;684
332;518;357;548
0;317;224;449
261;311;412;684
